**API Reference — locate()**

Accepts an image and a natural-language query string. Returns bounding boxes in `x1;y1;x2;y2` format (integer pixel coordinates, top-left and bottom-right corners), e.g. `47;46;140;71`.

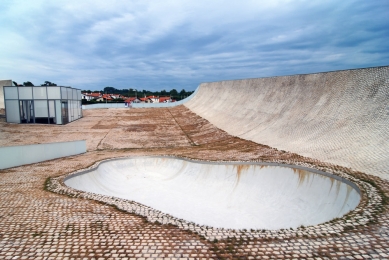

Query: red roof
81;93;101;97
124;97;138;103
100;94;112;100
140;97;153;102
159;96;171;102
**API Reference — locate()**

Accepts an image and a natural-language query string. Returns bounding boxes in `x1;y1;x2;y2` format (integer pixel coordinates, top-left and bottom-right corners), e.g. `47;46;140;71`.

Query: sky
0;0;388;92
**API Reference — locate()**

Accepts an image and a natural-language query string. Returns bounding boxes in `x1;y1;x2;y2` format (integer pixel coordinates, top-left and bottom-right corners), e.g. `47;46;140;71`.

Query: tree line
13;81;57;86
12;81;194;101
82;86;194;101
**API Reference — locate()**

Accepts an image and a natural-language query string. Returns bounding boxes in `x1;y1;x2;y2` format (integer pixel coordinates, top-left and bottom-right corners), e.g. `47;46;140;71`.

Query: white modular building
3;86;82;124
0;80;13;109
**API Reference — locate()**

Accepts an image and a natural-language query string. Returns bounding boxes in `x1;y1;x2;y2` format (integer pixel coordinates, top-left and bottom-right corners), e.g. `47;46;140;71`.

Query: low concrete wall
131;101;183;108
82;103;126;109
185;66;389;180
0;140;86;169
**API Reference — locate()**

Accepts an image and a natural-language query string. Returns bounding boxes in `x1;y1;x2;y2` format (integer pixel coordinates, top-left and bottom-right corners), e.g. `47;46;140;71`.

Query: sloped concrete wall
185;66;389;179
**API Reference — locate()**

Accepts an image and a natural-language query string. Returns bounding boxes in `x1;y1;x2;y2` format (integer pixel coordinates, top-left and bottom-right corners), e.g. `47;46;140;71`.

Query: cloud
0;0;387;91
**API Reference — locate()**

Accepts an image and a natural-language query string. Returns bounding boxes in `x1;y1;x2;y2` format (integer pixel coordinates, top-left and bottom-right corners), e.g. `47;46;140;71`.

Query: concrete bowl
65;157;361;230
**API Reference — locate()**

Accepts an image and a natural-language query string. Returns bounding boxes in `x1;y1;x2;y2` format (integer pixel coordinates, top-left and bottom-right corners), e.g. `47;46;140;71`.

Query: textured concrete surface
0;108;192;150
1;67;389;259
65;157;360;230
185;66;389;180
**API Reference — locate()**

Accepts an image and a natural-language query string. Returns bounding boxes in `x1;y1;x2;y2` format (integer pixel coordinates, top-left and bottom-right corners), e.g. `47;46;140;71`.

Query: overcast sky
0;0;388;91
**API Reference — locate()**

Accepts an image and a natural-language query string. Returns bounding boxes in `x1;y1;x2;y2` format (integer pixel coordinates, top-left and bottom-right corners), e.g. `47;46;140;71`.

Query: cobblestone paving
1;107;388;259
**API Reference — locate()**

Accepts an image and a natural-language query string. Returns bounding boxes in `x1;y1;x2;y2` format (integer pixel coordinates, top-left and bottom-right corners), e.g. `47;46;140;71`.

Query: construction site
0;66;388;259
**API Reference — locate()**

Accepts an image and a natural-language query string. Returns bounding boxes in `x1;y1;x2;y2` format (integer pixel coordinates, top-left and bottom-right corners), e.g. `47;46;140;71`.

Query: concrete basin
65;157;360;230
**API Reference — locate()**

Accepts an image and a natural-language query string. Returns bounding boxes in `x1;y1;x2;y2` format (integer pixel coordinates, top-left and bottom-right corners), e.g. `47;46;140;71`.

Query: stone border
48;155;383;241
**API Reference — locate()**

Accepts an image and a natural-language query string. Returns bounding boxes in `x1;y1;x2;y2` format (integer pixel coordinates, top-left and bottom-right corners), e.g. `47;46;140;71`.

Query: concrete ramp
65;157;360;230
185;66;389;179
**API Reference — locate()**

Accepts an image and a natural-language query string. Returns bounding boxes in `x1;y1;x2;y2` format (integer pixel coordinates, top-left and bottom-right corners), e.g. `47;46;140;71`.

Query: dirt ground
0;106;388;259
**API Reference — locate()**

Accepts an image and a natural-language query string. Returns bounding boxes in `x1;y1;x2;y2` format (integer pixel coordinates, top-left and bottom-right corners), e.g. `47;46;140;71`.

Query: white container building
3;86;82;124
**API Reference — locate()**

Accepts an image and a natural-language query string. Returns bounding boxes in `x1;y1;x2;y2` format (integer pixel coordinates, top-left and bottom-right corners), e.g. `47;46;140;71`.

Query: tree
23;81;34;86
103;86;116;94
170;89;178;97
13;81;18;86
41;81;57;86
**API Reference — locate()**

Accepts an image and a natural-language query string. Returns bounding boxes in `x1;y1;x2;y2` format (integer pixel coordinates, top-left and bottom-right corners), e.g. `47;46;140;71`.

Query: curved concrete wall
185;66;389;179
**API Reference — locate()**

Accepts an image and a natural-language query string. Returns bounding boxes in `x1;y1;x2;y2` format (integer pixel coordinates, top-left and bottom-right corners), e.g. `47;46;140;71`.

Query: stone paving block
0;107;388;259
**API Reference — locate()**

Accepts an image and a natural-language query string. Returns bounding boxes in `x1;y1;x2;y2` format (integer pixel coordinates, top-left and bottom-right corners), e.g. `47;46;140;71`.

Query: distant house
82;92;132;103
124;97;141;107
81;93;94;101
102;94;113;101
146;95;159;103
93;94;114;102
81;92;102;101
159;96;173;103
90;92;102;99
138;96;175;103
140;97;153;103
111;94;124;99
124;97;140;103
